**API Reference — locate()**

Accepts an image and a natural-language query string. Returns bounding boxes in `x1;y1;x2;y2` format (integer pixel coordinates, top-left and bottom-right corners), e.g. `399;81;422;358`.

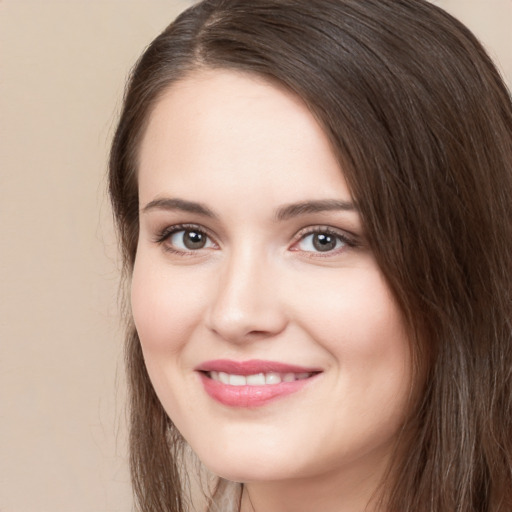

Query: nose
205;247;288;344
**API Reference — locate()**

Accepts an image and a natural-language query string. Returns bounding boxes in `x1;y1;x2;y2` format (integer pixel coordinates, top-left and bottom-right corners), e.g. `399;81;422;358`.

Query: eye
171;229;212;250
292;228;354;254
155;225;217;253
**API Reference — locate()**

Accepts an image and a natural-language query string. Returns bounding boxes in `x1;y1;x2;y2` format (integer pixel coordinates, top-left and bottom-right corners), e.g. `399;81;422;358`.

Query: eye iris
313;233;336;252
183;230;206;249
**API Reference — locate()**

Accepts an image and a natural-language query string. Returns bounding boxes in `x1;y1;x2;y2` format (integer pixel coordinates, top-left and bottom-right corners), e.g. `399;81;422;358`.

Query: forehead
137;69;349;206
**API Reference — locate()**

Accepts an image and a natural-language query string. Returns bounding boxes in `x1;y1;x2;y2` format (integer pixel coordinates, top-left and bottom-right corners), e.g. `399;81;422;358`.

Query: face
132;69;411;486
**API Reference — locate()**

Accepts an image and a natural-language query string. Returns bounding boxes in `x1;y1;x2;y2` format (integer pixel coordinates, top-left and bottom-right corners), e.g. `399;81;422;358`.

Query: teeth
229;374;246;386
246;373;266;385
265;372;281;384
208;371;313;385
218;372;229;384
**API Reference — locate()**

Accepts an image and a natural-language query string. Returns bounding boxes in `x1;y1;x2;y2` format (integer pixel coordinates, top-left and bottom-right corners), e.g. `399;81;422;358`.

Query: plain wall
0;2;510;511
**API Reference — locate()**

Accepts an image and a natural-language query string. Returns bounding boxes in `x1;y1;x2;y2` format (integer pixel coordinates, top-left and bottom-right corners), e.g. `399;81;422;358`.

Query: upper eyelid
154;223;217;244
292;225;357;242
296;225;350;235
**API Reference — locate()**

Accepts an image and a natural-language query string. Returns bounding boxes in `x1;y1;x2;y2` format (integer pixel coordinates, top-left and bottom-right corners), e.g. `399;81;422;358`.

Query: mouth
195;359;322;407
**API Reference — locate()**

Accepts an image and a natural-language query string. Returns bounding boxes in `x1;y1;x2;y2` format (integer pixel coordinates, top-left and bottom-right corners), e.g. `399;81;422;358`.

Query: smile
196;360;321;407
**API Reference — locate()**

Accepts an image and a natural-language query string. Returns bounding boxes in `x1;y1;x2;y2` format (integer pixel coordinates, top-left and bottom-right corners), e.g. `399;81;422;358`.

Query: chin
195;444;300;483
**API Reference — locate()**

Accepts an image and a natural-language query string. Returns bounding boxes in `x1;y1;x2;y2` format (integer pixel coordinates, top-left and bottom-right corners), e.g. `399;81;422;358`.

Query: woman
109;0;512;510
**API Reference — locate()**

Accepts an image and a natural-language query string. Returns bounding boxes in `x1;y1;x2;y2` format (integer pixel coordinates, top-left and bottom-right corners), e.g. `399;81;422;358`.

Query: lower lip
199;373;316;408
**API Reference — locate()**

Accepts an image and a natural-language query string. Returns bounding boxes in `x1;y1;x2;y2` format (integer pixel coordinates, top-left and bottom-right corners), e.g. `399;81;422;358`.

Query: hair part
109;1;512;510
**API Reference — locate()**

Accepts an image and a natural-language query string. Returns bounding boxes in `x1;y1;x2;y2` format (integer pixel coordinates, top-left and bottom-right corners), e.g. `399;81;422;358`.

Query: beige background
1;2;510;512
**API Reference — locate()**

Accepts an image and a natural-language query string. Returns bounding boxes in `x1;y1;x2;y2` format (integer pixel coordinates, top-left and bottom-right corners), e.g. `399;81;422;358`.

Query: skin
132;69;412;512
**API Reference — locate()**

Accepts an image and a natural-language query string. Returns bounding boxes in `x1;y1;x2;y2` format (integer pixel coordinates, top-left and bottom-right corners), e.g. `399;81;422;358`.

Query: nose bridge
206;242;286;342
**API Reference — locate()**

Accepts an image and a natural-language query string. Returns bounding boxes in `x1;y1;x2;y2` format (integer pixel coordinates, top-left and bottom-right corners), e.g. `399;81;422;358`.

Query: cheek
293;263;410;391
298;263;404;338
130;251;206;354
130;251;209;423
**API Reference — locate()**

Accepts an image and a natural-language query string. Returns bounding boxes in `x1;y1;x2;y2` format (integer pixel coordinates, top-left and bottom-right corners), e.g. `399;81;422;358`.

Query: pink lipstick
195;359;321;407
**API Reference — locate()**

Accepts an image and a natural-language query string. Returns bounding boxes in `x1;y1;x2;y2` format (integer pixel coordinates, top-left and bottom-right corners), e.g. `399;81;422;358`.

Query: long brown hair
109;1;512;510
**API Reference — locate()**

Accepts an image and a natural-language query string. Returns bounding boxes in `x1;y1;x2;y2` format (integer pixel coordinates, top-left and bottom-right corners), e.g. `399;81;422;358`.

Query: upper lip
195;359;322;375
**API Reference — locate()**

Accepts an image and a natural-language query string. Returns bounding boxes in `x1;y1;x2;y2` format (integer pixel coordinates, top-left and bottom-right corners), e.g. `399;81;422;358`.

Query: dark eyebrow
275;199;357;221
141;197;217;218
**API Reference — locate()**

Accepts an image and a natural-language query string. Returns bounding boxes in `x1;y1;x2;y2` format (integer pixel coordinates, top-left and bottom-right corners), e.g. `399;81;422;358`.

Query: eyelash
153;223;357;256
153;223;217;256
291;226;357;257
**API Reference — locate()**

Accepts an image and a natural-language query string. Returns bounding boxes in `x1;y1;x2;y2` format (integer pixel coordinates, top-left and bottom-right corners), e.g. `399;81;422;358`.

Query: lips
195;359;322;407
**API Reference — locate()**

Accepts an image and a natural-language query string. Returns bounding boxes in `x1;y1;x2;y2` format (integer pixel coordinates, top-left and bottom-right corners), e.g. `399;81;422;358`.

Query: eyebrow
141;197;357;221
275;199;357;221
141;197;217;218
